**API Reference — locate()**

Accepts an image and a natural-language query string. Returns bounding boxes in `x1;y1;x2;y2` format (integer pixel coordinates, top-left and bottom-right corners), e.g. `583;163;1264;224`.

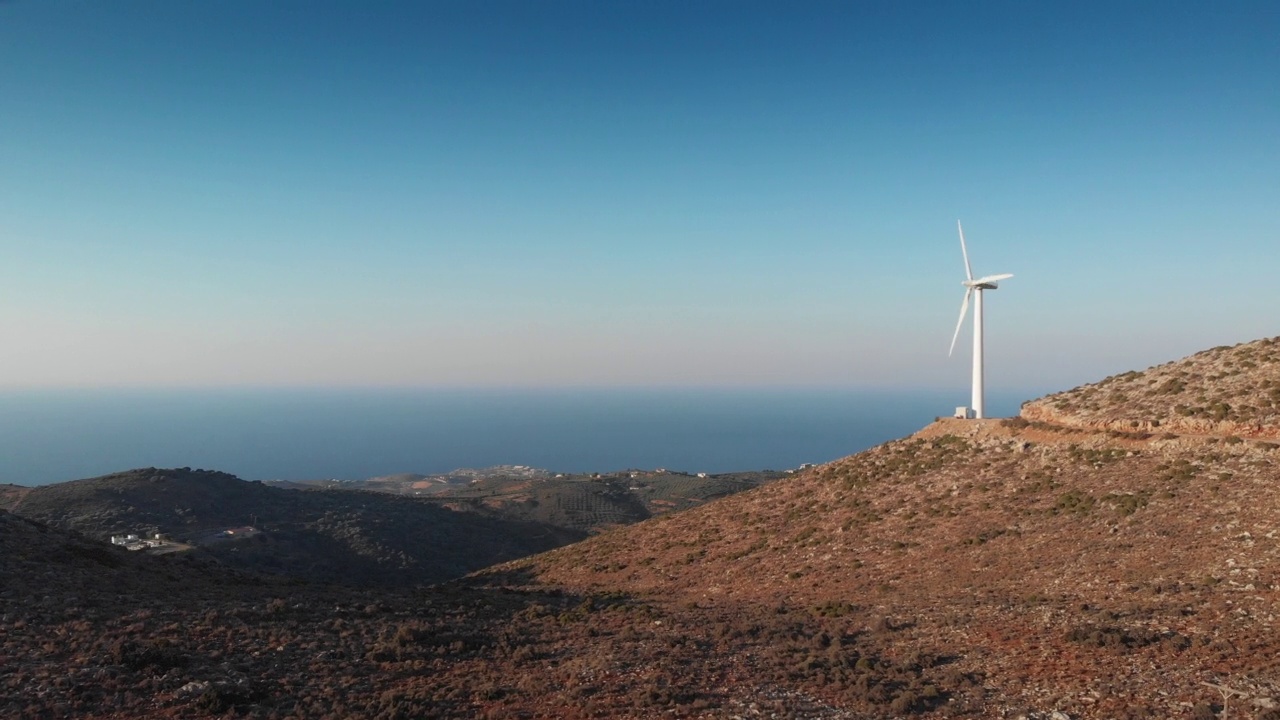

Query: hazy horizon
0;386;1029;487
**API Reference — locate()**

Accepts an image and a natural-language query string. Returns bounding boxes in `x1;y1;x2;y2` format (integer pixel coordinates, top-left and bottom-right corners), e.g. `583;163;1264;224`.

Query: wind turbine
948;221;1013;419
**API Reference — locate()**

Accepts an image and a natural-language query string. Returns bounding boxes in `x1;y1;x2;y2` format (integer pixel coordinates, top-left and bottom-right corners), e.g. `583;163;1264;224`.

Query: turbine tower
948;221;1012;419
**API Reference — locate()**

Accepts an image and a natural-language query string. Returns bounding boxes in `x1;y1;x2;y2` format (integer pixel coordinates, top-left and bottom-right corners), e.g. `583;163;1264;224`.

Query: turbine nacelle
963;273;1013;290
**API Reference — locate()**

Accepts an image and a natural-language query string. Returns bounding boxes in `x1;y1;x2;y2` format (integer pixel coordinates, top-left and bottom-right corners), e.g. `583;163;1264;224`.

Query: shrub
1055;490;1095;515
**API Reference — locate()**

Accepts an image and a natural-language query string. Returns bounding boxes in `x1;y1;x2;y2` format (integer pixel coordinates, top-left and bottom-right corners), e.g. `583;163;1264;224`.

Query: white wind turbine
948;221;1013;419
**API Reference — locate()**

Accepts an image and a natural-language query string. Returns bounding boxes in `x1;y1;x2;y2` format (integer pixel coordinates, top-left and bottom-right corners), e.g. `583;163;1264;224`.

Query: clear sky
1;1;1276;392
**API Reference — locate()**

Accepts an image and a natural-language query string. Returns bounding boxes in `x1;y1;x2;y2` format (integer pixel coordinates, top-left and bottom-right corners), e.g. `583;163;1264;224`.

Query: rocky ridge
1023;336;1280;438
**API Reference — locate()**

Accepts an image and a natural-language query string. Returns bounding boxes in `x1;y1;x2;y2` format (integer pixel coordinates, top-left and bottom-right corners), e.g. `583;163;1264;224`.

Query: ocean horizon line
1;388;1031;487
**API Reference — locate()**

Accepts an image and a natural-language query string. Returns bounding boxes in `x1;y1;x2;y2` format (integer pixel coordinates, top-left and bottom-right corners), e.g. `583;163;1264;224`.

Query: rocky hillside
1023;336;1280;437
7;337;1280;719
3;465;781;585
273;468;787;534
0;507;262;601
0;484;27;512
426;470;784;533
482;338;1280;718
8;467;582;587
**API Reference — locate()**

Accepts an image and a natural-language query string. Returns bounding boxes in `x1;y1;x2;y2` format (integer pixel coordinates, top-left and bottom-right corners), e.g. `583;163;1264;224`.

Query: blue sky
0;1;1276;392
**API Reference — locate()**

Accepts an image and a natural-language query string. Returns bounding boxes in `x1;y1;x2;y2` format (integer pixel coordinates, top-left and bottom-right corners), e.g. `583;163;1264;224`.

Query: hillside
425;470;785;533
7;338;1280;719
9;467;582;587
1;507;579;719
271;467;787;534
0;483;28;511
1023;336;1280;437
480;339;1280;718
0;506;265;601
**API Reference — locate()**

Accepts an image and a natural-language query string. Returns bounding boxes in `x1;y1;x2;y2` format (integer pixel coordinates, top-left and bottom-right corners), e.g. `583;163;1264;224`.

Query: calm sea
0;388;1028;486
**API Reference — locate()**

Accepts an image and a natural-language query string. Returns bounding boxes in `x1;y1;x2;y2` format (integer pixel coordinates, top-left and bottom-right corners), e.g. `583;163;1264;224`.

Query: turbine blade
974;273;1013;284
948;288;972;357
958;220;974;281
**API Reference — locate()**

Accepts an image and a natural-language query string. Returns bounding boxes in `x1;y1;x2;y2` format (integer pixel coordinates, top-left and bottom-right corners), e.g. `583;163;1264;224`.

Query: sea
0;388;1030;486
